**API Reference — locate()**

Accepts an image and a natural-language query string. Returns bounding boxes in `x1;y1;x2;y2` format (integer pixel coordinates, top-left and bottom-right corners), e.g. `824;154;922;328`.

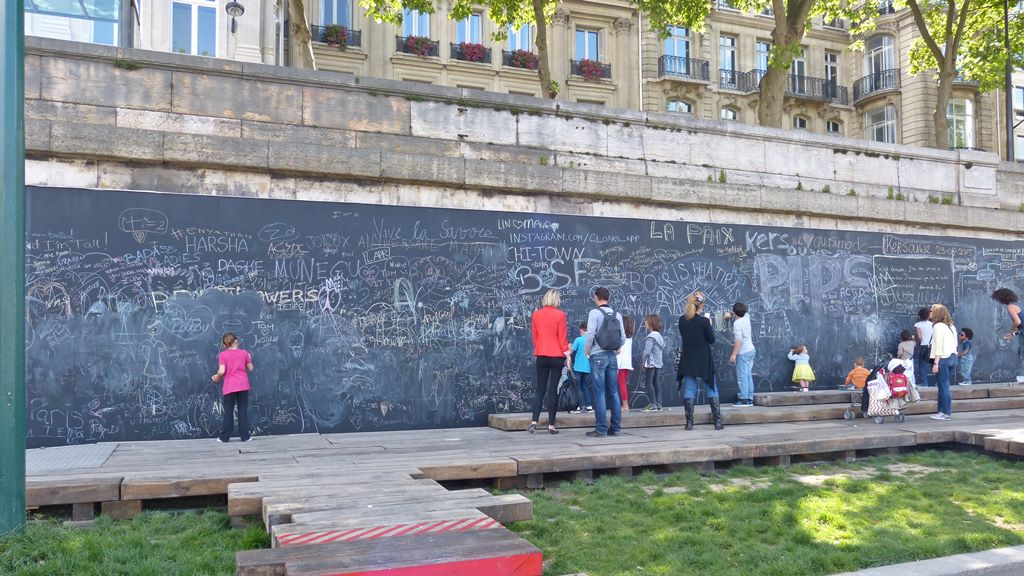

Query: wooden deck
24;382;1024;576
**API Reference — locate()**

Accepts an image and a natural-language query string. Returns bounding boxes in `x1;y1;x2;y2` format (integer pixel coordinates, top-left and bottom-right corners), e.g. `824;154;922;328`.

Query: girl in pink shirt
211;333;254;443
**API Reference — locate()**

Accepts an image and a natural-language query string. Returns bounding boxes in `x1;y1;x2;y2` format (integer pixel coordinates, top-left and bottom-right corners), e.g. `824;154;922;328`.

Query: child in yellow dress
788;345;815;392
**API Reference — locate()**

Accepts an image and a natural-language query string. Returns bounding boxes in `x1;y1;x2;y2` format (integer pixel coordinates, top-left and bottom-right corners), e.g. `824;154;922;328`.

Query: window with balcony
865;35;894;76
456;13;482;44
793;116;809;130
827;120;842;135
721;107;738;121
402;9;429;37
790;49;807;94
756;41;770;73
508;24;533;51
664;26;689;60
576;29;600;60
172;0;217;56
1014;86;1023;110
320;0;351;27
719;35;737;88
947;98;974;149
867;105;897;143
667;100;693;114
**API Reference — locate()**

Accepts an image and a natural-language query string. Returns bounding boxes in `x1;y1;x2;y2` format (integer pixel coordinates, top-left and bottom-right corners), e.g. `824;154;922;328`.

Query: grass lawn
0;509;269;576
505;450;1024;576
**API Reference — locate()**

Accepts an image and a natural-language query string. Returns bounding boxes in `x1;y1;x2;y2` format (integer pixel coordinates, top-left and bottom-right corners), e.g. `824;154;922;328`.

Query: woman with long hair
928;304;957;421
677;291;723;430
991;288;1023;381
529;289;570;434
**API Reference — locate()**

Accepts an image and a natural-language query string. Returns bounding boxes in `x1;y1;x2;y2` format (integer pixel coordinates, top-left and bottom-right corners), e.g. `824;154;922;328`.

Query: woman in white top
928;304;958;420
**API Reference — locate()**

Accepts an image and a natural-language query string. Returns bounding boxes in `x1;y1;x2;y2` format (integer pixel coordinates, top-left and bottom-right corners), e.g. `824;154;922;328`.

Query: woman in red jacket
530;289;570;434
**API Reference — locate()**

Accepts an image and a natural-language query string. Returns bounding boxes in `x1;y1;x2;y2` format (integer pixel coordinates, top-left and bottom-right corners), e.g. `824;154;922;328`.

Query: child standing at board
617;316;635;412
897;329;916;361
569;322;593;413
211;333;254;443
788;345;815;392
641;315;665;412
958;328;975;386
843;357;870;391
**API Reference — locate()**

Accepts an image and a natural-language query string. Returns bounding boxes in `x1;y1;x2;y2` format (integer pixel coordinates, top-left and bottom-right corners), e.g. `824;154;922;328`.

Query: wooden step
26;476;122;507
280;493;533;530
755;382;1017;407
270;508;494;548
275;512;500;547
236;527;542;576
490;393;1024;432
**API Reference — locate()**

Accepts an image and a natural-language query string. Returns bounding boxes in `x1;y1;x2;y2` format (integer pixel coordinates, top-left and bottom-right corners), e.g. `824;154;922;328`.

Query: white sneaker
929;413;950;420
957;382;971;386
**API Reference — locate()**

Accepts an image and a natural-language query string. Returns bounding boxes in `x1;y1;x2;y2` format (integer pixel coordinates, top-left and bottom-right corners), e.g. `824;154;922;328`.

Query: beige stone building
24;0;1024;159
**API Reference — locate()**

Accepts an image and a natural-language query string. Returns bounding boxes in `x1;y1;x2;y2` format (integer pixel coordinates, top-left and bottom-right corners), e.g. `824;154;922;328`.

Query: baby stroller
844;359;919;423
843;356;917;420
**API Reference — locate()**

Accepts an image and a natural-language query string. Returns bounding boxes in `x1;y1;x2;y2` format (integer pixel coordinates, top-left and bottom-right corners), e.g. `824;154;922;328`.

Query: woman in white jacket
928;304;958;421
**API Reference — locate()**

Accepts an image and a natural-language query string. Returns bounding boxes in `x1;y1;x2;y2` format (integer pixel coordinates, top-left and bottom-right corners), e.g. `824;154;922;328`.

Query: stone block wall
22;37;1024;241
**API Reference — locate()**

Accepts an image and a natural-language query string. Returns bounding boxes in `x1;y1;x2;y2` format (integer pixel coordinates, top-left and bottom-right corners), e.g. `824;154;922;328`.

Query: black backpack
594;307;623;350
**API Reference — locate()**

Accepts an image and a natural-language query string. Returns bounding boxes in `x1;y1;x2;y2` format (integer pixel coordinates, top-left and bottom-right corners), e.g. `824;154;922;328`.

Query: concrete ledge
829;545;1024;576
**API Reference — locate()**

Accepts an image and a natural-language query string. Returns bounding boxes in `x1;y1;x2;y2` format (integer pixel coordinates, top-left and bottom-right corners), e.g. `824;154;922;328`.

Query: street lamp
225;1;244;33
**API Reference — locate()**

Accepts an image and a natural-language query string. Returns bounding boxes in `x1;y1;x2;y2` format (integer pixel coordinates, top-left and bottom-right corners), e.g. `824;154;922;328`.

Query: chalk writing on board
23;186;1024;447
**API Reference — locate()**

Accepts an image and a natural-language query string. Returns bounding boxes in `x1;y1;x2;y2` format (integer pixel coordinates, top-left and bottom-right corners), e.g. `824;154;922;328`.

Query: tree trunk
757;26;804;128
288;0;316;69
933;67;955;149
532;0;554;98
757;67;787;128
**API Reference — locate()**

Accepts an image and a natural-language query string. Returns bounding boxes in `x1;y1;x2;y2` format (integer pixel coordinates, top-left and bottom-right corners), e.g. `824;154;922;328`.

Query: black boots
710;398;724;430
684;399;694;430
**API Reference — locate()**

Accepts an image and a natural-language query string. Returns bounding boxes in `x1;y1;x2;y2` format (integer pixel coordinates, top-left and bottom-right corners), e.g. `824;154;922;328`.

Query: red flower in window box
458;42;488;62
579;58;605;81
404;35;434;57
509;49;538;70
324;24;349;48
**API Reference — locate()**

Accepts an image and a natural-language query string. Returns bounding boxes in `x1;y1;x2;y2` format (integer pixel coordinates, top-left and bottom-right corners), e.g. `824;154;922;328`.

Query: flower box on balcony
404;35;435;57
456;42;488;63
507;49;538;70
324;24;349;48
579;58;605;81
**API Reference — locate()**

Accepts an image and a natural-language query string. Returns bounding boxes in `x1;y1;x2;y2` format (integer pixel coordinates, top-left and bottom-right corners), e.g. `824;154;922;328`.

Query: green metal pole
0;0;26;537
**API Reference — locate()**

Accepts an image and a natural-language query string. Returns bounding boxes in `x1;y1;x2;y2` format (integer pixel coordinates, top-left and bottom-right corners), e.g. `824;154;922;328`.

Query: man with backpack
584;286;627;438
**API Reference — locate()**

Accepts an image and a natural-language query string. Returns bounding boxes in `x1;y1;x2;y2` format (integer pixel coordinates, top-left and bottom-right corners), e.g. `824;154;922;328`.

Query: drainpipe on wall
637;11;643;112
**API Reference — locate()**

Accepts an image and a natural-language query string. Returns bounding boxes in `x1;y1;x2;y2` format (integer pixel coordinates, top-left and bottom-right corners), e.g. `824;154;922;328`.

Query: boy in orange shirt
844;357;870;391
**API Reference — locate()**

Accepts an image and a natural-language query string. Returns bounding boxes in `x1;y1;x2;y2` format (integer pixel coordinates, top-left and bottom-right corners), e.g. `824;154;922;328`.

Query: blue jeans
577;372;592;408
682;376;719;401
736;350;756;400
589;351;621;435
935;355;957;416
915;345;934;387
959;354;974;385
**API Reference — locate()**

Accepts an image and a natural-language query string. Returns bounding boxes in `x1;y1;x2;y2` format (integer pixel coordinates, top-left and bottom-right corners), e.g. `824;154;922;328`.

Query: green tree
905;0;1024;149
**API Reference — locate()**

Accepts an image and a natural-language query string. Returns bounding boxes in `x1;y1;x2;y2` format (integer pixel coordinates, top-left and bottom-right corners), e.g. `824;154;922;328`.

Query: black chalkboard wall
24;186;1024;446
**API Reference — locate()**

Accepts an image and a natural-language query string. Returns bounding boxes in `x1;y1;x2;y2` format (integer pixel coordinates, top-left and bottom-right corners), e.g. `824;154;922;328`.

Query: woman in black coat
677;291;723;430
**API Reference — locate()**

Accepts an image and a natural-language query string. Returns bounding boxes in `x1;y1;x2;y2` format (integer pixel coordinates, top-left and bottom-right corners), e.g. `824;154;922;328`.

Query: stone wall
22;37;1024;241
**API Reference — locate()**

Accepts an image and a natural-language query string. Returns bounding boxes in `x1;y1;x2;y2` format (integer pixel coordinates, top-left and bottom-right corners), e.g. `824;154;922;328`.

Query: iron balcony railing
719;68;742;90
310;25;362;48
853;68;900;102
721;69;848;105
570;59;612;79
450;43;492;63
502;50;539;70
395;35;440;57
658;55;710;82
